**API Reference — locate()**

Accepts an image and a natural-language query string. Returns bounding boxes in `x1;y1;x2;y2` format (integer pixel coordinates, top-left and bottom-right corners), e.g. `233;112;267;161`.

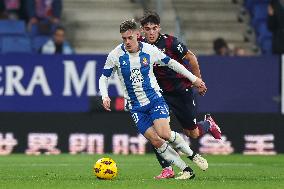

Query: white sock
156;143;187;171
168;131;194;157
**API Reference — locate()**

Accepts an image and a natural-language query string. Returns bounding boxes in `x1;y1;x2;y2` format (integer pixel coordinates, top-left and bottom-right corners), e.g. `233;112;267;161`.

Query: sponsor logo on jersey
130;68;144;84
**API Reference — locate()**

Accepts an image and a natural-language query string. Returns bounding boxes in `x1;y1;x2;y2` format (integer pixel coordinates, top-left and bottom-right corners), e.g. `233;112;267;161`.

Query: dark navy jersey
140;34;192;93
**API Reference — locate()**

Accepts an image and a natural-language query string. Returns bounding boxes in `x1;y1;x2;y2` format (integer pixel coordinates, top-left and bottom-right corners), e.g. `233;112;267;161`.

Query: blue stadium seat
1;36;32;53
251;4;268;30
261;37;272;54
245;0;270;15
32;35;50;52
0;20;26;35
245;0;256;14
257;22;272;45
29;22;58;36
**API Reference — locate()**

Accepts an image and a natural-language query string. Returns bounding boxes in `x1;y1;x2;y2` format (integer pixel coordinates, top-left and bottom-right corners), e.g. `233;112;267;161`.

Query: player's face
142;23;161;44
121;29;140;53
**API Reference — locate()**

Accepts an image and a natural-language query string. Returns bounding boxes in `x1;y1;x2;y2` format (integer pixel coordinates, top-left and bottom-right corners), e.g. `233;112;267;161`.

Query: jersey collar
121;42;143;54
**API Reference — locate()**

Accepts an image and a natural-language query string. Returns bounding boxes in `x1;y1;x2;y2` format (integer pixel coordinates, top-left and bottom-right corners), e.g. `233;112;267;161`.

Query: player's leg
184;116;221;140
149;119;195;180
153;118;208;171
183;115;221;140
149;99;196;179
147;98;174;179
144;126;194;179
152;145;174;179
164;89;221;139
162;92;209;170
131;109;194;179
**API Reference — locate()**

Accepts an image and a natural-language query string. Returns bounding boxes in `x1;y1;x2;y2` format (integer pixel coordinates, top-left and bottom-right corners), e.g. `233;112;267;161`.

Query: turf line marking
210;163;254;167
0;163;84;167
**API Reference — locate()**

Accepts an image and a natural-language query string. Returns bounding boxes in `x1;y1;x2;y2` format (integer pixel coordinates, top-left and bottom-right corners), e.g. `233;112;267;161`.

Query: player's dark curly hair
120;19;138;33
140;11;160;26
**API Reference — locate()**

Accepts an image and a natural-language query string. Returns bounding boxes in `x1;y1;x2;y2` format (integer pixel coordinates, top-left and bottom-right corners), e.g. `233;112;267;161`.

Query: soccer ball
93;157;118;180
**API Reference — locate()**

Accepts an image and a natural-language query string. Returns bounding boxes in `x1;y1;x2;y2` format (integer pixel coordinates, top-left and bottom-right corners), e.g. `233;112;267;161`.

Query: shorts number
131;113;139;124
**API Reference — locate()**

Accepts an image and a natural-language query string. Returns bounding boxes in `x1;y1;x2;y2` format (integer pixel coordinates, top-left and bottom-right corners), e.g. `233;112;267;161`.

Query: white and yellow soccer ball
93;157;118;180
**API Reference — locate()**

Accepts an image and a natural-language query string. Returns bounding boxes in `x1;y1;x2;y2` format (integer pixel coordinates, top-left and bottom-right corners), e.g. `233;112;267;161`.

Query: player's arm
171;37;201;79
183;50;206;95
170;37;206;94
99;53;116;111
154;46;205;89
99;76;111;111
166;57;207;95
167;58;205;89
183;50;201;79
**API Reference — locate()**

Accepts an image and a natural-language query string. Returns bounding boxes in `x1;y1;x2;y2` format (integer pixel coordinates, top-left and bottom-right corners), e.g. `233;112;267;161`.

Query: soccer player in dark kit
139;11;222;179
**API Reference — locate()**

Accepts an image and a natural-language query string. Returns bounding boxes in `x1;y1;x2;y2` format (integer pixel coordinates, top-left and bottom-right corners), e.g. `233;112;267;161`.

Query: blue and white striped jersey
101;42;171;110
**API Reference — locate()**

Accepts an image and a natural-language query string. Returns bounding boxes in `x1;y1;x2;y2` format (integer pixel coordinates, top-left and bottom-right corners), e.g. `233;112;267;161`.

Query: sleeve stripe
161;56;171;64
102;68;113;77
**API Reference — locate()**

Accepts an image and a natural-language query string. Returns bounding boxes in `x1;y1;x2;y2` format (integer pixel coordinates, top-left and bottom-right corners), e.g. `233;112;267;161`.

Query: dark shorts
163;88;197;130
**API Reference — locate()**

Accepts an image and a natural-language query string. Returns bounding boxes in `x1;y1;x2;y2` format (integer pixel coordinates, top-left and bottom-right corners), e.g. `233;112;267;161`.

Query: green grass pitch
0;154;284;189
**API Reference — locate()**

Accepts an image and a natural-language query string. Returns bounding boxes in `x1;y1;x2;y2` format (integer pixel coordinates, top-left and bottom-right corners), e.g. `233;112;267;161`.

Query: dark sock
188;151;197;161
152;145;171;168
197;121;210;136
182;167;195;179
183;166;193;173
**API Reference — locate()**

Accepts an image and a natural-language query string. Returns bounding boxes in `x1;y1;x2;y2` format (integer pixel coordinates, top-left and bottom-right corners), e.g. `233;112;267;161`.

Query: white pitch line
209;163;254;167
0;163;85;167
0;162;282;167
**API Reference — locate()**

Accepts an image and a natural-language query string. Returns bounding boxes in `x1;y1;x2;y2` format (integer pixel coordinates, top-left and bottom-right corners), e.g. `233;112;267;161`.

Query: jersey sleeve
171;37;189;59
152;45;171;65
102;53;116;77
99;52;117;99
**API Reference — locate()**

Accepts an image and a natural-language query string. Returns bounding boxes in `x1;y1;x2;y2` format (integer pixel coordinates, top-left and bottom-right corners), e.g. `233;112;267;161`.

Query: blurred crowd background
0;0;283;56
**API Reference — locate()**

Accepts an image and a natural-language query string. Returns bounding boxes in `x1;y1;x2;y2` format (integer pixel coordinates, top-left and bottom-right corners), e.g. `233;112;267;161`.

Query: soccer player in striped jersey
99;19;208;180
139;11;222;179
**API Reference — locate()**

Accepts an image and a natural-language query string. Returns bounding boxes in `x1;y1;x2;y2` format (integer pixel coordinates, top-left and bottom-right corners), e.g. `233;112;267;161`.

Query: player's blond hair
120;19;138;33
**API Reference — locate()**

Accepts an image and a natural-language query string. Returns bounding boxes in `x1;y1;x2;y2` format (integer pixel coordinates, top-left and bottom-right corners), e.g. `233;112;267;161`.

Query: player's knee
159;131;171;141
184;128;199;139
150;138;164;148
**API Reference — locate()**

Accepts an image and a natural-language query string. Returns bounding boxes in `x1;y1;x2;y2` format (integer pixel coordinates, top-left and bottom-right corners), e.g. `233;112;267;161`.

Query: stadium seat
244;0;255;14
0;20;26;35
245;0;270;15
251;4;268;30
260;37;272;54
32;36;50;52
29;22;58;36
1;36;32;53
257;22;272;45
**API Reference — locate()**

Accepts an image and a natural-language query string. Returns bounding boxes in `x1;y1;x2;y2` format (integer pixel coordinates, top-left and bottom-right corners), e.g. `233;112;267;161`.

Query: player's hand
198;83;207;96
102;97;111;111
193;78;207;96
192;78;204;88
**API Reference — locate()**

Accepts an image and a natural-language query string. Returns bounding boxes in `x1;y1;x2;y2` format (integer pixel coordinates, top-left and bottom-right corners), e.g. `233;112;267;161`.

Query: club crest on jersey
142;57;149;66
